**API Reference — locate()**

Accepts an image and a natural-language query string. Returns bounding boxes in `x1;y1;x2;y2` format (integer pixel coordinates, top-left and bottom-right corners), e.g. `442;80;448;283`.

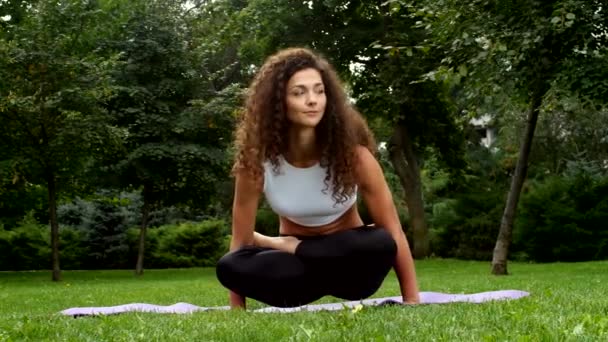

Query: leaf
550;16;561;25
458;65;468;77
566;13;575;20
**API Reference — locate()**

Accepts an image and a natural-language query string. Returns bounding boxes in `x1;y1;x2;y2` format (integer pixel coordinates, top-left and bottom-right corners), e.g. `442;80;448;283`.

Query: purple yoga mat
60;290;529;317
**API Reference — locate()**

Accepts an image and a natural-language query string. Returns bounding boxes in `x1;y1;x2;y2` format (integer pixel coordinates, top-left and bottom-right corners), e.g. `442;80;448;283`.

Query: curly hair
232;47;376;204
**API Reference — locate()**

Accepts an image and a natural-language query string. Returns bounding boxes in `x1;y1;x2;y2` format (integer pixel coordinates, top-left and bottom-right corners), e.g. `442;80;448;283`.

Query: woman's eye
317;89;325;94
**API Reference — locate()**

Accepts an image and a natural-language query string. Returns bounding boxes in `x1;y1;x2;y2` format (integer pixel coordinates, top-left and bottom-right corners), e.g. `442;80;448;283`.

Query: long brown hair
232;47;376;204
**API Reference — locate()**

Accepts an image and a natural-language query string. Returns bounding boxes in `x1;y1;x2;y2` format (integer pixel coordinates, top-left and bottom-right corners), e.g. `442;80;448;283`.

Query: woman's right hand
230;291;246;309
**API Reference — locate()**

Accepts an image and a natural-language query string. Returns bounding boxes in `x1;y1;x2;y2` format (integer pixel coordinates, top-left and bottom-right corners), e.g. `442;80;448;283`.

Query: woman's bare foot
252;232;271;247
253;232;301;254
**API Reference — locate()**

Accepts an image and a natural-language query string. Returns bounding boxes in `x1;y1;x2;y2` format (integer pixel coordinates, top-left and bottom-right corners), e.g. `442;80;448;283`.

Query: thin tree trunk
388;124;430;258
491;91;544;275
46;171;61;281
135;186;151;276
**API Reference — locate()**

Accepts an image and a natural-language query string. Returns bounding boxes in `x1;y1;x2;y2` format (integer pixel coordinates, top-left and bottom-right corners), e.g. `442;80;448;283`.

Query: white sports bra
262;156;357;227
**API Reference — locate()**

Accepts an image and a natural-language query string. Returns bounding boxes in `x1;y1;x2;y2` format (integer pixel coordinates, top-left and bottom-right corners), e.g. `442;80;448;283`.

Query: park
1;0;607;340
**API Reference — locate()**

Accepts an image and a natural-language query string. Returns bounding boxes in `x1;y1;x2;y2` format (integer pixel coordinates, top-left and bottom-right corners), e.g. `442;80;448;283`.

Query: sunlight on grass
1;259;607;341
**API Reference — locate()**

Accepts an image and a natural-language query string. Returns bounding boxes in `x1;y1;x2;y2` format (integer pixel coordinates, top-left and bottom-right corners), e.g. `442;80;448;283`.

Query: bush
425;145;510;260
57;191;217;269
143;220;228;268
0;181;48;230
59;226;89;270
0;214;228;270
431;189;504;260
255;207;279;236
58;193;140;269
0;213;50;270
513;173;608;262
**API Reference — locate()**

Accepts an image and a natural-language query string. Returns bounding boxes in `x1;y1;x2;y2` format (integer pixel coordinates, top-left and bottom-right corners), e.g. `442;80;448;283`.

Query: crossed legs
216;226;397;308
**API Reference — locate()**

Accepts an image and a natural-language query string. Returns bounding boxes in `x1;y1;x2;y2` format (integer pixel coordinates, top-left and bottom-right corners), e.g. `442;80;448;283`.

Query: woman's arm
228;170;263;309
354;146;420;304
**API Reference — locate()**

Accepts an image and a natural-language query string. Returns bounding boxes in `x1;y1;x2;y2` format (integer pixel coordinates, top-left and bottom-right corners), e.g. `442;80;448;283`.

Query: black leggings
216;226;397;308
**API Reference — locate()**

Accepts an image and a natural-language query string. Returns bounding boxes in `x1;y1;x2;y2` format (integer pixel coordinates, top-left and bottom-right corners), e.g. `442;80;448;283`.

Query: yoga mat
60;290;529;317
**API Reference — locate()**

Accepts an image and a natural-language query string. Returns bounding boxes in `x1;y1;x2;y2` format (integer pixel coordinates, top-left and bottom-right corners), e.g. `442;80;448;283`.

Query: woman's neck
286;127;318;165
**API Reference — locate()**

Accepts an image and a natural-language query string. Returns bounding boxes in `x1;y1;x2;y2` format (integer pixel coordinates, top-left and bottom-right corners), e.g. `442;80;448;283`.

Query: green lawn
1;259;607;341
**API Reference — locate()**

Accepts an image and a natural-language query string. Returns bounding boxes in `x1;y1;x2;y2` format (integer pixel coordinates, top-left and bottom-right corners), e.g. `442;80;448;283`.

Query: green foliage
100;0;238;213
432;191;505;260
255;207;279;236
57;191;141;269
56;190;221;268
0;0;124;277
527;93;608;176
0;0;120;187
0;174;47;229
1;0;607;269
143;220;228;268
0;213;228;270
0;212;50;270
428;146;510;260
57;226;88;270
513;164;608;262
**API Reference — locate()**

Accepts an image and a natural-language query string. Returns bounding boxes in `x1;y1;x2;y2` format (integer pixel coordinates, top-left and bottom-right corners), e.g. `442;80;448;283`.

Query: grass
1;259;607;341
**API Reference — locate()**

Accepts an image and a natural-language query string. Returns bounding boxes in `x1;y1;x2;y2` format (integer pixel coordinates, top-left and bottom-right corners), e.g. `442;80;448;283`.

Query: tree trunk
388;124;430;258
491;90;544;275
135;186;151;276
46;171;61;281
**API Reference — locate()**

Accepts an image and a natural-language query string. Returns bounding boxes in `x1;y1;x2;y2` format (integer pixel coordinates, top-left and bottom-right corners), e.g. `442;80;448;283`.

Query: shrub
431;189;504;260
426;145;510;260
145;220;228;268
0;213;50;270
513;173;608;262
255;207;279;236
59;226;89;270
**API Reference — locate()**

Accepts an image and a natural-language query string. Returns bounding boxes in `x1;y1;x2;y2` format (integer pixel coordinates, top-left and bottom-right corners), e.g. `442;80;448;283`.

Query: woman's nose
306;93;318;106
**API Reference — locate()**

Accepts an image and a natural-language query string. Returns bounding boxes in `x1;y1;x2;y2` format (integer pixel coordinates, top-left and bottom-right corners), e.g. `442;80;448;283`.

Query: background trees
1;0;606;276
0;0;120;280
423;0;607;274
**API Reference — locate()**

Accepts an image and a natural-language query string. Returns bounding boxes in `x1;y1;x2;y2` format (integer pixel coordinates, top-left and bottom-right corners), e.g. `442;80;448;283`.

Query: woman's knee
345;226;397;259
216;251;238;288
368;227;397;257
215;246;258;288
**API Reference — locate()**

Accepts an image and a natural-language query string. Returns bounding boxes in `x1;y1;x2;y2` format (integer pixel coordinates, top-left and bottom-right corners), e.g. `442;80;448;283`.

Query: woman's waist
278;206;364;237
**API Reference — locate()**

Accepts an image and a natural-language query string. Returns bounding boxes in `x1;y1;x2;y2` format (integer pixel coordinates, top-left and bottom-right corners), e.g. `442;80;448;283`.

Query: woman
216;47;419;309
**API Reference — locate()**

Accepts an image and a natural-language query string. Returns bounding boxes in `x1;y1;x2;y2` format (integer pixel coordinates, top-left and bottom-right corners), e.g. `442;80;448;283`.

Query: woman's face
285;68;327;129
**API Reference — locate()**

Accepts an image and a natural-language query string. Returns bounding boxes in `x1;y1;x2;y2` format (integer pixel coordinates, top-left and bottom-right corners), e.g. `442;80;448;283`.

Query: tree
424;0;607;273
0;0;119;280
0;0;38;37
101;0;237;275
